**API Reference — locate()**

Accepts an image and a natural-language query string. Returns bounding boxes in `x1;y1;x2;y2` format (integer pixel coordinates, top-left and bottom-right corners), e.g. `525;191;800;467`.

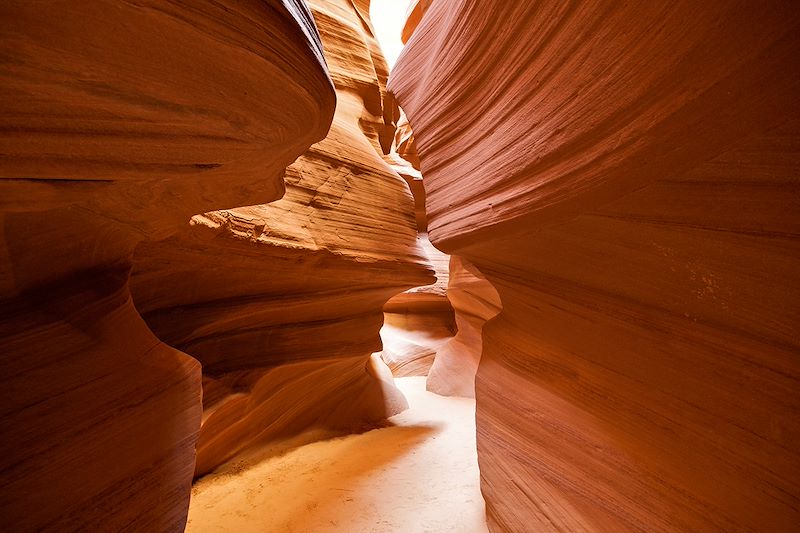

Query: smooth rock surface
379;117;455;378
380;235;454;377
427;255;501;398
391;1;800;531
0;1;334;530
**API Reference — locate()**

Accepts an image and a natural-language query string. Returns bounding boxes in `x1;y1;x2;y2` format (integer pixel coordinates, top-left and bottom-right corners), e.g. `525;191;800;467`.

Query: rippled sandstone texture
391;1;800;531
0;1;334;530
130;0;432;476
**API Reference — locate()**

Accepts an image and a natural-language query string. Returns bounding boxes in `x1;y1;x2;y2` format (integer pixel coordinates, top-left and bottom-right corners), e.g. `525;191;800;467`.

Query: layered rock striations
130;0;432;476
391;2;800;531
0;1;334;530
383;114;495;396
380;113;495;396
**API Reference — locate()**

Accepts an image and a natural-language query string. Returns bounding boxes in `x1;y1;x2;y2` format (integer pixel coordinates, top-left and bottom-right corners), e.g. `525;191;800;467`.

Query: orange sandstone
391;1;800;530
0;1;334;529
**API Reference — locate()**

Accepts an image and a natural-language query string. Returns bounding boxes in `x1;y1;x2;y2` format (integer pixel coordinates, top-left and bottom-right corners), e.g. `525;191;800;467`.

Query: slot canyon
0;0;798;531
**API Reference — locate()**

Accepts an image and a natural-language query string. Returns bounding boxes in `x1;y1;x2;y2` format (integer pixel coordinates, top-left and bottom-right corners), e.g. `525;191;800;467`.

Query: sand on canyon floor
186;376;488;533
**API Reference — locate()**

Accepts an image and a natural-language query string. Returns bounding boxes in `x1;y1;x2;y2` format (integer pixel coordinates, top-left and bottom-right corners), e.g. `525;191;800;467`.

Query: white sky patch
369;0;409;69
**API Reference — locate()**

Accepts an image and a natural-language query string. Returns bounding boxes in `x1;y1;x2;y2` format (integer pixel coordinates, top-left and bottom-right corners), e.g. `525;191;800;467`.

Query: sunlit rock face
391;1;800;531
130;0;433;476
0;1;334;530
385;114;425;230
426;256;500;398
400;0;432;44
379;116;455;379
380;235;454;377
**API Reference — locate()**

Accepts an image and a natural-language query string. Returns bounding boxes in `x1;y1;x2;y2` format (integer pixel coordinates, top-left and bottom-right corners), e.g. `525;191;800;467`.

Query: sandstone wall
391;1;800;531
426;255;501;398
380;235;454;377
130;0;432;476
0;1;334;530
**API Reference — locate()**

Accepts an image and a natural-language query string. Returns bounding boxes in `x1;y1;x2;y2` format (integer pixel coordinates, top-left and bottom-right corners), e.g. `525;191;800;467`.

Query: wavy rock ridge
391;1;800;531
376;105;459;380
380;115;494;396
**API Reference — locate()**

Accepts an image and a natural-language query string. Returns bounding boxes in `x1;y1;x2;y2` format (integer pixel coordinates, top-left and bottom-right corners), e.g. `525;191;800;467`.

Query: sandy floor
186;377;488;532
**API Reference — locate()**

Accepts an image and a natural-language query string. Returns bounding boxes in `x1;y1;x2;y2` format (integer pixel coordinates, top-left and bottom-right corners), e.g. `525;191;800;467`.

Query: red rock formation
400;0;432;45
383;112;494;397
0;1;334;530
130;0;432;476
427;255;500;398
392;1;800;531
386;113;425;229
379;114;454;378
380;235;454;377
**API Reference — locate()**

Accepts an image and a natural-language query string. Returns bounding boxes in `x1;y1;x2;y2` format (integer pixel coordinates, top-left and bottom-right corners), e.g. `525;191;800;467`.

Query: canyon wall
391;1;800;531
0;1;336;530
131;0;433;476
